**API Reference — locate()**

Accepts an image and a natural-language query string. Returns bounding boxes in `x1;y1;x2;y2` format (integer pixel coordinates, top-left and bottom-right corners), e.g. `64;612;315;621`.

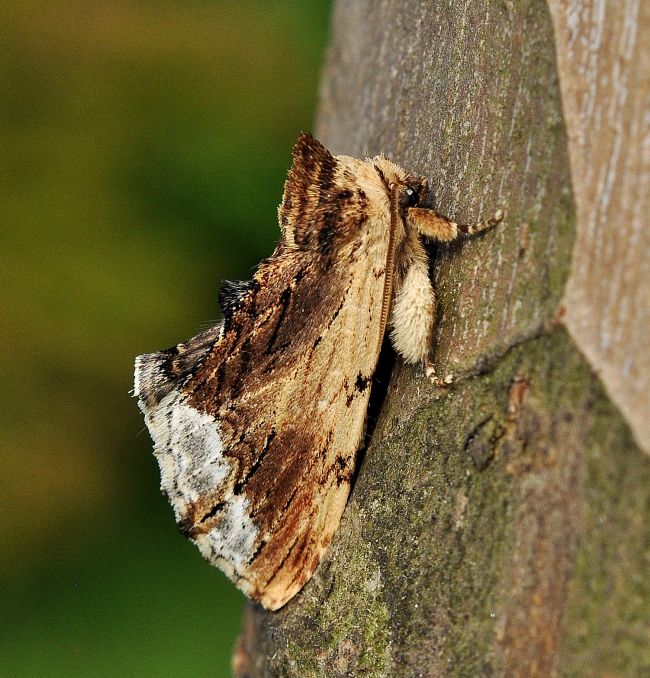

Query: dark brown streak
199;501;226;524
262;471;332;588
265;287;292;354
262;528;304;587
249;468;300;523
317;153;336;202
327;295;346;330
293;267;307;285
233;429;277;495
320;430;334;461
228;336;253;398
246;535;270;565
317;188;354;260
304;293;347;373
215;358;227;392
284;546;315;592
318;210;336;257
276;483;302;522
249;424;330;528
374;164;389;190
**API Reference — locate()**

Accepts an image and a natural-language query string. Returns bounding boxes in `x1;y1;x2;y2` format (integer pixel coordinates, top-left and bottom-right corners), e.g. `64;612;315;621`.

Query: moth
134;133;502;610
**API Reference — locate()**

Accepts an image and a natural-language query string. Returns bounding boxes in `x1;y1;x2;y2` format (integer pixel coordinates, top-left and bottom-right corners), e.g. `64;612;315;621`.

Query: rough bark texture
549;0;650;455
233;1;650;676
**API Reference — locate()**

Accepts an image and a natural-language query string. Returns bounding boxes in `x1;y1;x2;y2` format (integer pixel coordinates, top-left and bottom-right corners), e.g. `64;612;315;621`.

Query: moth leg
390;256;444;383
407;207;503;242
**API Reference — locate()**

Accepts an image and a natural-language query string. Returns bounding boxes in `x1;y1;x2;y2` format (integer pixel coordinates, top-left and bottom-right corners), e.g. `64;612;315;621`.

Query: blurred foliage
0;1;331;675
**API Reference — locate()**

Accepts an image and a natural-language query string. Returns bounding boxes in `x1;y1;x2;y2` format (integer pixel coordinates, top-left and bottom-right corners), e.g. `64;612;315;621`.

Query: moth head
370;155;428;212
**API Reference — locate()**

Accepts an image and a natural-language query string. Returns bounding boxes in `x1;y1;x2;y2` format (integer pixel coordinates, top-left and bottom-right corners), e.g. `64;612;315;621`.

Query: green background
1;2;332;675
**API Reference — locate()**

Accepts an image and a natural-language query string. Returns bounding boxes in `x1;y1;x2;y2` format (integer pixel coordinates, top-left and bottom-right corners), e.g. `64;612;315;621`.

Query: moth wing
135;135;392;610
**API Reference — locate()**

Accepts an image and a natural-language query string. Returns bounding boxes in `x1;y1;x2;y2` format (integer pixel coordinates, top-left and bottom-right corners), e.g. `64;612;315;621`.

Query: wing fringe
134;323;222;409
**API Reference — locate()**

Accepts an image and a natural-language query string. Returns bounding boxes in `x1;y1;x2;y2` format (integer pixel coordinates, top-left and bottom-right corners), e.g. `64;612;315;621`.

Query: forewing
135;135;391;610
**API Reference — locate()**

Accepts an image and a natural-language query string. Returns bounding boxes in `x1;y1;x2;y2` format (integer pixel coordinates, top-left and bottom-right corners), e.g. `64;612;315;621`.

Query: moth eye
401;186;419;208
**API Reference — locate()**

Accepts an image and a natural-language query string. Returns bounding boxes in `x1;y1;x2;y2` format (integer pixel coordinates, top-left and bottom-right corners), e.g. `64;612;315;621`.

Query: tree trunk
234;1;650;675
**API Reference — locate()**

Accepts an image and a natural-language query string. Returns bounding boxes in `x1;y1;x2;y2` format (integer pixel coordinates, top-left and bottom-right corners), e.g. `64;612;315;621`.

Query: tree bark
234;1;650;675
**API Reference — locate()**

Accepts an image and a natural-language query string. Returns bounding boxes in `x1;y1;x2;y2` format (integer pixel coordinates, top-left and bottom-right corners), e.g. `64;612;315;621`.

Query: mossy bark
233;1;650;675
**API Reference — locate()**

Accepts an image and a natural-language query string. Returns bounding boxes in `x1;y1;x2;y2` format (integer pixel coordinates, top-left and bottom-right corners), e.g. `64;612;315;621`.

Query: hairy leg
390;256;434;365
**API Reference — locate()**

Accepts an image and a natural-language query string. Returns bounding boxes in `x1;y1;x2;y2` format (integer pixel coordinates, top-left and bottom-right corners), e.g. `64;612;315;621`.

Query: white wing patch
151;397;230;504
194;495;258;573
134;358;259;583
